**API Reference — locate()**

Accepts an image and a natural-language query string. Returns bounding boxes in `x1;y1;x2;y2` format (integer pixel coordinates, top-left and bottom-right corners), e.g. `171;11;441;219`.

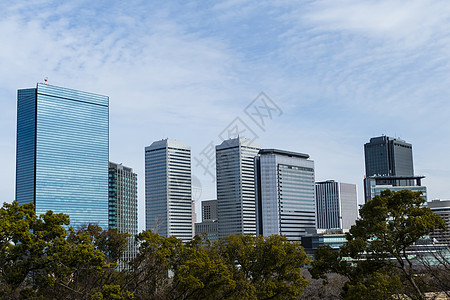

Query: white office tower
255;149;316;241
315;180;358;230
145;139;192;243
216;137;261;238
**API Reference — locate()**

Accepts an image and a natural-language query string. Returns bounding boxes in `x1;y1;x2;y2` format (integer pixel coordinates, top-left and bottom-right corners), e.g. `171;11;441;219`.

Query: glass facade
109;162;138;266
16;83;109;229
255;149;315;241
364;136;414;177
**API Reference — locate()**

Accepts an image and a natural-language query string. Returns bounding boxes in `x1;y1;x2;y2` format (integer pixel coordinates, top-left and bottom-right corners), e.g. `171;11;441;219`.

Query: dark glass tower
16;83;109;228
364;136;414;177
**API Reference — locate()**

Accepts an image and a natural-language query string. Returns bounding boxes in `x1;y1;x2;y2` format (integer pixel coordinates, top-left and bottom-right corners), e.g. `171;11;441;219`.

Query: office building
427;199;450;245
364;176;427;202
145;139;192;243
109;162;138;263
216;137;260;238
255;149;316;241
195;199;218;240
364;136;414;177
301;229;349;255
315;180;358;230
16;83;109;228
363;136;426;203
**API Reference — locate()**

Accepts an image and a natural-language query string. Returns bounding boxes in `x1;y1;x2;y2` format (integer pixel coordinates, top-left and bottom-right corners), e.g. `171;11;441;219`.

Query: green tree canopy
311;189;446;300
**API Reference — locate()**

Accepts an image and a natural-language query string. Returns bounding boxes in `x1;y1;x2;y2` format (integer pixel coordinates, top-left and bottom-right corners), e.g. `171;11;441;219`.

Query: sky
1;0;450;231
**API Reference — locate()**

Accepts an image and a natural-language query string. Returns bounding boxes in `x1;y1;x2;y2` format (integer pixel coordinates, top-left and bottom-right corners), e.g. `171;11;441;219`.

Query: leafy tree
124;230;181;299
311;189;446;300
216;234;310;299
0;201;70;298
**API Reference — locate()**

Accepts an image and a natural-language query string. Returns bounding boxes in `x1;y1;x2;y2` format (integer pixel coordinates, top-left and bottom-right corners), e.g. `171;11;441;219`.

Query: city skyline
2;2;450;231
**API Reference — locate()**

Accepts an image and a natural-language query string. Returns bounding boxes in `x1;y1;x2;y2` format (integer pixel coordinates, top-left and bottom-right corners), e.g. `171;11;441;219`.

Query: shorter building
108;162;138;265
315;180;358;230
427;199;450;245
195;200;218;240
255;149;316;241
301;229;349;255
364;176;427;203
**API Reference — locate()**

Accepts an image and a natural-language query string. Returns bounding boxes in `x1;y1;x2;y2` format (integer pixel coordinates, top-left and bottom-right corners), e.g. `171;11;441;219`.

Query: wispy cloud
1;1;450;228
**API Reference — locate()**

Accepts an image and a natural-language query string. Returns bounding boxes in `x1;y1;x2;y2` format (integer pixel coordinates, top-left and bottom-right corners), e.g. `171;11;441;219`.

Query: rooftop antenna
44;77;48;84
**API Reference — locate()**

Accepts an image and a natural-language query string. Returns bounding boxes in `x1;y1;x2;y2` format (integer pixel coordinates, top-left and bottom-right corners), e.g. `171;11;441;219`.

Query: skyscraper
108;162;138;263
364;136;414;177
315;180;358;230
255;149;316;241
216;137;260;238
145;139;192;243
16;83;109;228
363;136;426;203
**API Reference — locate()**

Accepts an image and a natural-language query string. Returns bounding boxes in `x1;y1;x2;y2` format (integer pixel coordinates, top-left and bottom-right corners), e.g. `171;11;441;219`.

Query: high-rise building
427;200;450;245
216;137;260;238
16;83;109;228
363;136;426;203
108;162;138;263
364;136;414;177
145;139;192;243
195;199;218;240
255;149;316;241
315;180;358;230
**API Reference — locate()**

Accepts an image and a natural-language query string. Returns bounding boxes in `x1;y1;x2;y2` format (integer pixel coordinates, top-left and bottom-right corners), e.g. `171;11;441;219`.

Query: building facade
427;199;450;245
195;199;218;240
16;83;109;228
364;136;414;177
145;139;192;243
255;149;316;241
216;137;260;238
108;162;138;263
363;176;427;203
363;136;427;203
315;180;358;230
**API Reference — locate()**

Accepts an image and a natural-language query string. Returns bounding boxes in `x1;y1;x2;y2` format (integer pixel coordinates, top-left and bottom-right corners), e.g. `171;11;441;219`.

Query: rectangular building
364;136;414;177
195;199;218;240
315;180;358;230
109;162;138;264
364;176;427;203
16;83;109;228
216;137;260;238
255;149;316;241
427;199;450;245
145;139;192;243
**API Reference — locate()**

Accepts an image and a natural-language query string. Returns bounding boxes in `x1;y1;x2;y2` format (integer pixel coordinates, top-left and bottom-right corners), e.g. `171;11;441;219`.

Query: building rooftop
258;149;309;159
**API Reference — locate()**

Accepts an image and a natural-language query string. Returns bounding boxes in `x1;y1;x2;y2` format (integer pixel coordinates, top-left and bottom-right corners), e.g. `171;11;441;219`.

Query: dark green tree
0;201;70;298
311;189;445;300
216;234;310;299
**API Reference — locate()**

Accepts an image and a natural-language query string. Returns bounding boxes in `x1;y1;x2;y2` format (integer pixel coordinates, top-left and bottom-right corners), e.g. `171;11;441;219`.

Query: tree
0;202;131;299
216;234;311;299
0;201;70;298
311;189;446;300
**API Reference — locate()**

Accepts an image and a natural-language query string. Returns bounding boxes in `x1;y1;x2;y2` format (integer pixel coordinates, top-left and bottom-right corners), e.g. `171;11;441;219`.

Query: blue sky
1;0;450;230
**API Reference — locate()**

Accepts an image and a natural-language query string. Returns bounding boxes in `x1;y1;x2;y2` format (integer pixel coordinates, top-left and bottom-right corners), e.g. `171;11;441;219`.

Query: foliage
0;201;311;299
310;189;446;300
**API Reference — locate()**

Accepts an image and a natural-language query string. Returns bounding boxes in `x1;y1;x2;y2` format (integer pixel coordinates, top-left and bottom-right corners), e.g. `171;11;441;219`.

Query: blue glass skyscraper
16;83;109;229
